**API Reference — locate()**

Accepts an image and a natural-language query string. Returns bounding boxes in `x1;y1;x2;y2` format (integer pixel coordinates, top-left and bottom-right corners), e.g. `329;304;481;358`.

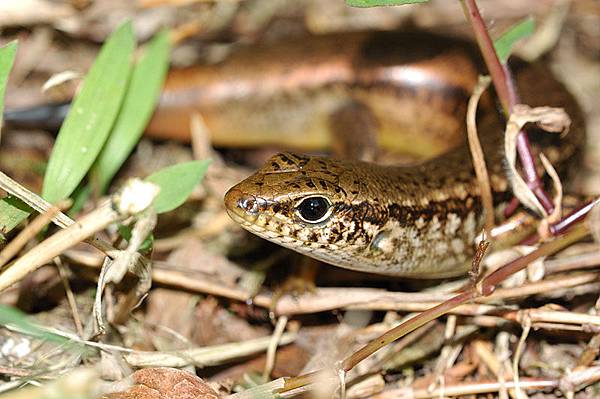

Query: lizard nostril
239;195;259;214
224;186;265;217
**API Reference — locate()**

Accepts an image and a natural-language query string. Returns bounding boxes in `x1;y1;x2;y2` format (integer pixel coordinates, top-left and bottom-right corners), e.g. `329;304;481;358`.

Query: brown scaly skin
149;32;482;159
223;32;585;278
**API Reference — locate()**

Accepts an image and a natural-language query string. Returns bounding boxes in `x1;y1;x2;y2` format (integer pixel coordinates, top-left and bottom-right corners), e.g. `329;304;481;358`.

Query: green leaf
0;304;67;344
145;160;210;214
42;21;135;204
0;41;17;124
494;17;535;63
346;0;427;7
0;196;32;242
0;42;23;241
91;30;171;193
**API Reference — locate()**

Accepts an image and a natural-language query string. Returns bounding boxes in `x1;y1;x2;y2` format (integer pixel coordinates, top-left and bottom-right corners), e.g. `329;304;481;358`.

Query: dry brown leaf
504;104;571;217
101;367;220;399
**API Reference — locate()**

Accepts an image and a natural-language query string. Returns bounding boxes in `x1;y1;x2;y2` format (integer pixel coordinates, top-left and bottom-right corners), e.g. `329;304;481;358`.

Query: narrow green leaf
145;160;210;214
494;17;535;63
346;0;427;7
42;21;135;204
0;42;23;240
0;304;67;344
0;196;32;242
0;41;17;123
92;30;171;193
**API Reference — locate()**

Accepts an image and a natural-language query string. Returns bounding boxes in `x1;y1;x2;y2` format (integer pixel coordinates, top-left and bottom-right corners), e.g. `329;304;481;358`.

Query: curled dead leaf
504;104;571;217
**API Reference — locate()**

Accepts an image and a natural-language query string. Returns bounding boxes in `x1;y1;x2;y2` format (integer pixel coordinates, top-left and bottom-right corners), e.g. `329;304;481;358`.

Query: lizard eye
295;196;332;224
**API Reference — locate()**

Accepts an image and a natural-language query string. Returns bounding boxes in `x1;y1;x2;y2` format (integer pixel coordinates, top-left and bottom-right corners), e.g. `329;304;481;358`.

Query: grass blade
91;30;171;193
0;41;23;240
0;304;67;344
42;21;135;204
0;40;17;126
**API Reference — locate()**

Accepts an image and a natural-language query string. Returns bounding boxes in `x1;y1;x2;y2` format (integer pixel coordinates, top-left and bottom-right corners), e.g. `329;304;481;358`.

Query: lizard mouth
224;185;292;241
225;207;308;251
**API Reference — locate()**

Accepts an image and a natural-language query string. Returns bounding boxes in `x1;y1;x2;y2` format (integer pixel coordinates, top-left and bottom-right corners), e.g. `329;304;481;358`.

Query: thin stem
499;64;548;205
550;199;600;235
461;0;511;113
340;291;475;372
461;0;554;215
481;223;589;291
521;199;599;245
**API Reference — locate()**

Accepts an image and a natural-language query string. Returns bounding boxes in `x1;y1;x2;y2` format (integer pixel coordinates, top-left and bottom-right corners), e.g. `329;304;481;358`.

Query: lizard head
224;152;381;268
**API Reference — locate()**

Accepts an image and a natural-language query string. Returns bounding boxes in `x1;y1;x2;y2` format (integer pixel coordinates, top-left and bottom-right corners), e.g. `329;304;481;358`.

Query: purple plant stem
503;63;556;213
520;200;599;246
550;199;600;236
462;0;554;215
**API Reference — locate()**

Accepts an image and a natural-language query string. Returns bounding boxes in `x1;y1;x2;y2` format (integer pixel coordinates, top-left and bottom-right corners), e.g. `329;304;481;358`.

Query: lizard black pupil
297;197;329;222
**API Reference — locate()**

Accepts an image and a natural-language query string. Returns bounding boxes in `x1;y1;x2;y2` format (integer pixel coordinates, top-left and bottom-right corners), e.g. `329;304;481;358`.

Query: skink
221;32;584;277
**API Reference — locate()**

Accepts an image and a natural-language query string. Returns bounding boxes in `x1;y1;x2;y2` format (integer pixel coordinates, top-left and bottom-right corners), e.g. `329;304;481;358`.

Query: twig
0;202;64;268
512;316;532;399
504;308;600;328
0;171;140;261
276;272;596;316
460;0;511;113
0;203;119;293
472;340;512;398
263;315;288;382
479;223;588;292
543;244;600;273
372;378;556;399
466;75;494;233
550;199;600;235
0;172;75;230
0;179;159;293
55;258;84;338
124;332;297;368
559;366;600;395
